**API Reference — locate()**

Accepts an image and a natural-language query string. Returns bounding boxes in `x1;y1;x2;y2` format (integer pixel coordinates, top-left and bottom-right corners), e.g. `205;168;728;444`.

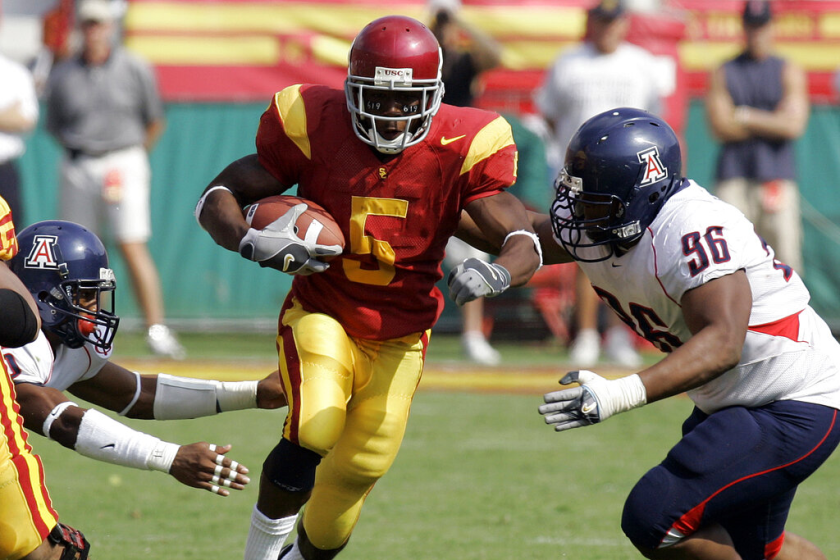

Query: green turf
34;389;840;559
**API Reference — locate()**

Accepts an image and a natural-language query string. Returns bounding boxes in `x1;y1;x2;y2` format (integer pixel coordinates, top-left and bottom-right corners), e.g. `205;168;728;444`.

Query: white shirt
567;182;840;413
0;54;39;163
535;42;670;169
3;330;112;391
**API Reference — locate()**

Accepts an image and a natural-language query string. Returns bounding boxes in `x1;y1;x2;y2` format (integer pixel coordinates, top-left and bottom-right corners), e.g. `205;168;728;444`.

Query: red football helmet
345;16;444;154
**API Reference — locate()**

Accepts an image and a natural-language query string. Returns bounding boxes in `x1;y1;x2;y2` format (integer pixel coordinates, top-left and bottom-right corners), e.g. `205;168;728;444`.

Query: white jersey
535;41;670;169
2;330;112;391
572;182;840;413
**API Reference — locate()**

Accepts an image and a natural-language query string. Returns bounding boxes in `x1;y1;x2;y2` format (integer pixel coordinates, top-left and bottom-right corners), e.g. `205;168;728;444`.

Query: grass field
31;333;840;559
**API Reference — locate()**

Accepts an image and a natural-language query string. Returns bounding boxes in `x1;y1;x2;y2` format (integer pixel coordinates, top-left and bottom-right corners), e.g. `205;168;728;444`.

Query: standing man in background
431;1;506;365
535;0;669;368
706;0;809;275
45;0;186;359
0;37;39;224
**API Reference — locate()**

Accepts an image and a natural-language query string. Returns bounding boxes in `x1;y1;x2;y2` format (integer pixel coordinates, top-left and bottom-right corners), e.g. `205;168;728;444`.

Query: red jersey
256;84;517;340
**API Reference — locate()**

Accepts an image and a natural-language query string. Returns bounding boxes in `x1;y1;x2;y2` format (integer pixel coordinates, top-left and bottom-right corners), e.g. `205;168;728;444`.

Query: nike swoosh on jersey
440;135;466;145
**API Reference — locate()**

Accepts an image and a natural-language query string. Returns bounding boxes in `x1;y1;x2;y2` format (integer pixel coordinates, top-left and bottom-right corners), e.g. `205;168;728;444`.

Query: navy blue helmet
550;107;684;262
10;220;119;350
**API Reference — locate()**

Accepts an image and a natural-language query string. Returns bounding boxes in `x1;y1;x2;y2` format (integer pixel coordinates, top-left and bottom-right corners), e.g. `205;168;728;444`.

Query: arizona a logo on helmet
24;235;60;269
637;147;668;186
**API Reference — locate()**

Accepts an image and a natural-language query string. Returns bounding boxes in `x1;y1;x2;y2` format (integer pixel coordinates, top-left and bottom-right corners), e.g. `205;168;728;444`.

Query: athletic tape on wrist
217;380;259;412
503;230;543;270
612;374;648;415
147;440;179;473
42;401;78;440
194;185;233;226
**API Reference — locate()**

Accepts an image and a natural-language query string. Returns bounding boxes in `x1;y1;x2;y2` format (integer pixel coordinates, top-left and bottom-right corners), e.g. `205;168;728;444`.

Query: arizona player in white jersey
6;220;287;497
457;107;840;560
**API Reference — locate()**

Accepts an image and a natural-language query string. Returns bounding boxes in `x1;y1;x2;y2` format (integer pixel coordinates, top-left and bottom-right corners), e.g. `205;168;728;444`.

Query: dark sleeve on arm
0;289;39;347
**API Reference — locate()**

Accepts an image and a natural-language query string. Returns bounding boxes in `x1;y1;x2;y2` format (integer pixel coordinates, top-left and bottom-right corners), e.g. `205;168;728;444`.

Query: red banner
124;0;840;109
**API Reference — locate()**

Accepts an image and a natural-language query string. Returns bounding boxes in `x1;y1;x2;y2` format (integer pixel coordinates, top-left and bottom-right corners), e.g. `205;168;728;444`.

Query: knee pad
263;438;322;493
622;468;678;550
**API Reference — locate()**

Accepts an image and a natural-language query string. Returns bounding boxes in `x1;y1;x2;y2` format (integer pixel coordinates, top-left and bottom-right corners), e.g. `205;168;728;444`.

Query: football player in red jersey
0;196;91;560
195;15;541;560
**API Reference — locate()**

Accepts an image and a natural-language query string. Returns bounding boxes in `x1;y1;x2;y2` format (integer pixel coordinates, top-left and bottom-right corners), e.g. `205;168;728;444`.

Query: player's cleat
461;331;501;366
147;324;186;359
604;326;642;368
569;328;600;367
277;544;293;559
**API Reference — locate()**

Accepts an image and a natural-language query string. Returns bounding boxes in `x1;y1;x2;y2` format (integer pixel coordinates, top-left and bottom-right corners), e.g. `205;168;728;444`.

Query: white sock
243;505;297;560
283;537;305;560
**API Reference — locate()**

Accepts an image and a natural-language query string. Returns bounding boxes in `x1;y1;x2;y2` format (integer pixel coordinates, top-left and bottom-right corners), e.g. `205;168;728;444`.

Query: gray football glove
238;203;343;275
447;258;511;306
538;370;647;432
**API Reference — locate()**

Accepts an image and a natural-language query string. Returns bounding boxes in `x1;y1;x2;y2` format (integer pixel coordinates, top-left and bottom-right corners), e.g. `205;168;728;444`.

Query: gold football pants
0;364;58;560
276;298;429;550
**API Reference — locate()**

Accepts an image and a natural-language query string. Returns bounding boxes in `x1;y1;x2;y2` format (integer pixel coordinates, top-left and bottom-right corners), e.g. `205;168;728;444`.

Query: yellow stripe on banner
820;12;840;38
125;35;280;65
461;116;515;176
126;2;425;35
274;85;311;159
680;41;840;72
461;5;584;37
310;35;353;68
126;2;584;38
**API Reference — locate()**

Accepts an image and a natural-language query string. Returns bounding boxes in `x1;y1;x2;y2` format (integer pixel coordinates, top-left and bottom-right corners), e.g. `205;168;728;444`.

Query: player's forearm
145;374;259;420
45;403;179;472
494;233;540;286
195;185;251;252
637;327;742;403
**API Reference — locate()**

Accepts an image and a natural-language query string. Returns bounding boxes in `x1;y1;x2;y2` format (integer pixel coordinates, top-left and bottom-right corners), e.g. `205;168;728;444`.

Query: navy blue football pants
622;401;840;560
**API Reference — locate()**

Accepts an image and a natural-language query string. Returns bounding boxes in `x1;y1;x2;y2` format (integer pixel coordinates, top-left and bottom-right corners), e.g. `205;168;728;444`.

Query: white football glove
447;258;511;306
238;203;343;275
538;370;647;432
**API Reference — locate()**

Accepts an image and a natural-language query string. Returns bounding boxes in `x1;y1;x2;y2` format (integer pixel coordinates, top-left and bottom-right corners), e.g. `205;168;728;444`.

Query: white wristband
503;230;543;271
42;401;78;440
195;185;233;226
74;408;181;472
217;380;259;412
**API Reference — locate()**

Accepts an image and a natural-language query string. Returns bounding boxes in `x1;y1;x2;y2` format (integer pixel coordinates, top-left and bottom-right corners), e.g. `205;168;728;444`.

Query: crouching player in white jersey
456;108;840;559
5;220;287;497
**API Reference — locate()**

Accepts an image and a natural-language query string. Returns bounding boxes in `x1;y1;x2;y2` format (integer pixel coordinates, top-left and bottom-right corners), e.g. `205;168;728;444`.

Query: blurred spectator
534;0;668;368
706;0;809;275
431;4;505;365
0;44;38;225
44;0;186;359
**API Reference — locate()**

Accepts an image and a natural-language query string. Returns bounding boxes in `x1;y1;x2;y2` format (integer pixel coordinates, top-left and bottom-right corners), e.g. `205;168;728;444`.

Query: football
243;195;345;253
